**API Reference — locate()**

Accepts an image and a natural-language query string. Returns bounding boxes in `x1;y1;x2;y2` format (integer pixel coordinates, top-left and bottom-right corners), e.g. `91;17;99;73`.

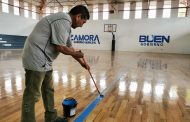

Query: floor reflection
53;70;59;84
0;50;190;121
0;50;23;61
129;81;138;97
137;58;167;70
62;73;68;84
154;83;165;102
143;82;151;94
185;89;190;106
118;80;126;96
15;75;22;91
5;77;13;94
99;79;106;90
80;75;86;86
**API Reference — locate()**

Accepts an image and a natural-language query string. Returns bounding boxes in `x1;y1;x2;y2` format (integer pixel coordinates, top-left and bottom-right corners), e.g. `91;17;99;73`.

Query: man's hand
55;45;84;58
73;50;84;58
81;57;90;70
55;46;89;69
81;62;90;70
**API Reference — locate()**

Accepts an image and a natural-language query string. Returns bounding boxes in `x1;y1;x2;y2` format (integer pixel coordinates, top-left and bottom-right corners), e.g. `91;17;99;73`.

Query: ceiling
26;0;144;6
22;0;180;13
24;0;152;9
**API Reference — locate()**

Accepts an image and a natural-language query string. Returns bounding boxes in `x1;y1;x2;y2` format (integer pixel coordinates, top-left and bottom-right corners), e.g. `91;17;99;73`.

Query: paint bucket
62;97;77;117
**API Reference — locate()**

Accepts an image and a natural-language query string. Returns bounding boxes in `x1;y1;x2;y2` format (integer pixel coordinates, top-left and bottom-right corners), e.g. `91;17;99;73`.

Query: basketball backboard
104;24;117;32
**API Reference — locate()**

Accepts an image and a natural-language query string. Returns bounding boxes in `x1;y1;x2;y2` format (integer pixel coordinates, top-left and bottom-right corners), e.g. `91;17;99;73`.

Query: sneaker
54;117;68;122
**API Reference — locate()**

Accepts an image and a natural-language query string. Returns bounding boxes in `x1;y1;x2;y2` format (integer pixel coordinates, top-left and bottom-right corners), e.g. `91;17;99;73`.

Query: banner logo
139;35;170;46
71;34;100;44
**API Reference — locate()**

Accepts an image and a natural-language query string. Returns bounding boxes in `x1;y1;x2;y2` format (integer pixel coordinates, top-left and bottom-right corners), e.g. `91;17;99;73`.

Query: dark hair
69;5;90;19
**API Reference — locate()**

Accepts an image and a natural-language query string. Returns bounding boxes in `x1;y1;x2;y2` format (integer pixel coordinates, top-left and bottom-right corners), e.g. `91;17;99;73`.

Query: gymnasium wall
72;18;190;54
0;12;190;54
0;13;38;35
0;13;38;49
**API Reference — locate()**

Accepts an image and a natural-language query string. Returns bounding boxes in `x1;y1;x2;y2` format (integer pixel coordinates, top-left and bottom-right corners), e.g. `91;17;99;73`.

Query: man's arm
55;45;90;70
55;45;83;58
69;47;90;70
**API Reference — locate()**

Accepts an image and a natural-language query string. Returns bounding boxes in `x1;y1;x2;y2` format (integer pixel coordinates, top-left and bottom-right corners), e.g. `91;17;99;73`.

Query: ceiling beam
55;0;63;7
83;0;88;6
39;0;46;11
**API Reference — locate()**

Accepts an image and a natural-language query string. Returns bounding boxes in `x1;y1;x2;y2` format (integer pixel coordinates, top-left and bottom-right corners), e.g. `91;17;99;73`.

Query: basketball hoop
103;24;117;51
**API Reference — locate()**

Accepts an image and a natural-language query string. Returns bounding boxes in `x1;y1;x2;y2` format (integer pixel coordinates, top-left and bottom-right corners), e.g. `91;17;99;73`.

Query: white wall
0;13;38;36
0;13;189;54
72;18;190;54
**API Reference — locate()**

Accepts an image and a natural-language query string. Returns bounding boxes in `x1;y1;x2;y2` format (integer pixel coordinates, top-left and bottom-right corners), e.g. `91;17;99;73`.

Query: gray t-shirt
22;12;72;71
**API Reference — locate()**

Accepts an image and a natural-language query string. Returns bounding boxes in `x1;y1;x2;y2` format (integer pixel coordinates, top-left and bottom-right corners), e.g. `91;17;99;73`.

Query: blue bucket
62;97;77;117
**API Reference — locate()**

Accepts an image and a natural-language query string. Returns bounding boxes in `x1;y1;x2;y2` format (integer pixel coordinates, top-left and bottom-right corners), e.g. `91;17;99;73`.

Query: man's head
69;5;90;29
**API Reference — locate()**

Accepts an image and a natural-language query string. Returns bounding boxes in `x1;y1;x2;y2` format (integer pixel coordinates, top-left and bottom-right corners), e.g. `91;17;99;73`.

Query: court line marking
74;71;124;122
74;95;103;122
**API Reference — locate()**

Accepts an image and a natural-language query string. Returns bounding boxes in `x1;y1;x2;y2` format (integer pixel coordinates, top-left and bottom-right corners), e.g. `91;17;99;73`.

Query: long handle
82;58;101;95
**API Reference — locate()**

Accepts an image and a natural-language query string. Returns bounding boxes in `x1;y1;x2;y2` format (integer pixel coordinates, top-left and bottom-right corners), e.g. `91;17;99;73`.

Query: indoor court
0;0;190;122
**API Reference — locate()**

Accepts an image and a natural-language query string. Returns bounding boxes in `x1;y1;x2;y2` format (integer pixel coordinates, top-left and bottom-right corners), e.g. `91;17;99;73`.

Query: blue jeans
21;69;57;122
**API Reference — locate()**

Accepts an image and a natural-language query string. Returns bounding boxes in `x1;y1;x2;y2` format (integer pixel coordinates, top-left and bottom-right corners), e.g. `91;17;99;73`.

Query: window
32;5;36;19
63;6;68;13
123;2;130;19
148;1;157;18
178;0;187;17
24;2;29;18
2;0;9;13
103;4;109;20
135;2;142;19
46;7;50;16
54;7;58;13
93;5;98;20
14;0;19;15
163;1;171;18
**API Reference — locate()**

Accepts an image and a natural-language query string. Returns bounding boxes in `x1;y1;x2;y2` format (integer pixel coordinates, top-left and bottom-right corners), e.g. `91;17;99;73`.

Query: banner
139;35;170;46
71;34;100;44
0;34;27;49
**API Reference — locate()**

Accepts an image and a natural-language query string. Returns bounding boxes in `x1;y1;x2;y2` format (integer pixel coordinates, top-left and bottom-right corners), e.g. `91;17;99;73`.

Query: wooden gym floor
0;50;190;122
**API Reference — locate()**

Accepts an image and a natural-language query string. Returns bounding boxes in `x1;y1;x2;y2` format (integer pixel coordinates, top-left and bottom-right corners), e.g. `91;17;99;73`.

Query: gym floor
0;50;190;122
